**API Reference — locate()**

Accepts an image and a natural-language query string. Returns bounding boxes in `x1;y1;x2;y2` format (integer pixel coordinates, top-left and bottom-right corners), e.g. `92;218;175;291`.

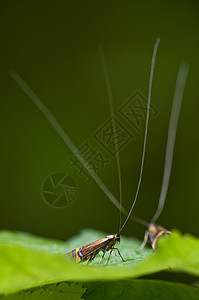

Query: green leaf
1;283;86;300
0;229;199;295
83;280;199;300
2;280;199;300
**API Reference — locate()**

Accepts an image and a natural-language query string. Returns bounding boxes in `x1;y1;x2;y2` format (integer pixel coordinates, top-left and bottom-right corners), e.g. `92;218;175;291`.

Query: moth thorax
106;235;114;239
106;234;120;244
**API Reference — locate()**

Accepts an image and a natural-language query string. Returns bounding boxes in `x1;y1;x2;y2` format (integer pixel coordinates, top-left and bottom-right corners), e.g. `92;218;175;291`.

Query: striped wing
80;237;112;259
67;236;113;262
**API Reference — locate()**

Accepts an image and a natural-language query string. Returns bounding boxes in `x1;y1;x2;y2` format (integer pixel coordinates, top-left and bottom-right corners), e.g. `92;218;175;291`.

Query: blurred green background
0;0;199;242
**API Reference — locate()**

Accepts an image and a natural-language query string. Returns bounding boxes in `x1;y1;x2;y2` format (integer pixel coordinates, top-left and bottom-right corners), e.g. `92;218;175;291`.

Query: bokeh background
1;0;199;242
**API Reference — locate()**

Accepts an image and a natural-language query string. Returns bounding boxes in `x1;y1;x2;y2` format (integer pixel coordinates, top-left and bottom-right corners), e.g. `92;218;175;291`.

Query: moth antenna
151;63;189;223
130;215;150;227
119;37;161;234
8;38;160;231
8;68;125;214
98;44;123;232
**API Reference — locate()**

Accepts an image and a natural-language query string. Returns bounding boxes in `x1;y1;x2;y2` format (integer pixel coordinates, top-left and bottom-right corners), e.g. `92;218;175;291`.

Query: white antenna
9;37;160;232
9;68;125;214
151;63;189;223
98;44;123;231
119;38;161;233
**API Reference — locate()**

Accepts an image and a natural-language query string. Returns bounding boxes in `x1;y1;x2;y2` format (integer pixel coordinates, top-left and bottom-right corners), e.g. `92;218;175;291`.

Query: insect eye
116;235;120;242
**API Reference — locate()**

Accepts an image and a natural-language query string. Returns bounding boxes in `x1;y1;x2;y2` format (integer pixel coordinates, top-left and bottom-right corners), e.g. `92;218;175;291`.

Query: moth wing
80;237;111;259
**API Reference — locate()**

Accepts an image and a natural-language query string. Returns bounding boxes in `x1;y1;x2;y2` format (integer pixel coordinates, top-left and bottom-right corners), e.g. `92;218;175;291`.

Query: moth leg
106;250;113;265
86;251;98;264
87;256;93;264
138;230;149;251
113;249;120;262
112;248;126;262
91;252;98;260
99;245;109;265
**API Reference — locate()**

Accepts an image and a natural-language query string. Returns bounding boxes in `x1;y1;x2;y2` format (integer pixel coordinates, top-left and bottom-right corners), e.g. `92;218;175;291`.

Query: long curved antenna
98;44;123;232
9;68;126;214
151;63;189;223
119;38;161;234
8;38;160;231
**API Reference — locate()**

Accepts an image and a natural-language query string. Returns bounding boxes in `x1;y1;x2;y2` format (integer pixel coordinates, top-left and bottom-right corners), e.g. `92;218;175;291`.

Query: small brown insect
139;223;171;250
67;233;125;264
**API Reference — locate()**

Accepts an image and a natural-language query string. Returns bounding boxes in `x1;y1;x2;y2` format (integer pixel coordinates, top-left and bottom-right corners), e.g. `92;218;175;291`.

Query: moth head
114;233;120;244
